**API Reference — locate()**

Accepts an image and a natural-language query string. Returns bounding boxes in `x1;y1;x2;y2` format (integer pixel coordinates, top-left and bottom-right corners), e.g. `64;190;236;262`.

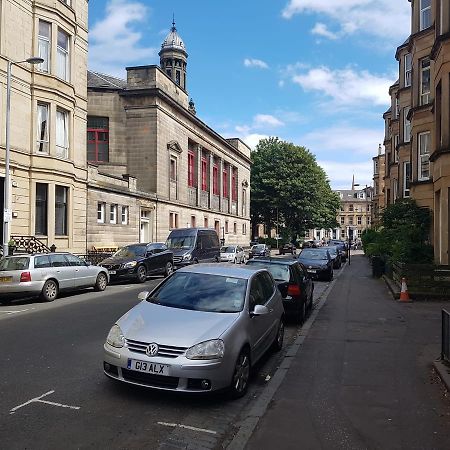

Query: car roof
246;257;297;266
177;263;266;280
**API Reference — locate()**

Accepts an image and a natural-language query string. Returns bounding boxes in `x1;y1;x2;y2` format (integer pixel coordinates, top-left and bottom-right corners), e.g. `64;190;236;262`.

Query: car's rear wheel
272;318;285;351
136;265;147;283
41;279;59;302
94;272;108;291
229;349;251;399
164;262;174;277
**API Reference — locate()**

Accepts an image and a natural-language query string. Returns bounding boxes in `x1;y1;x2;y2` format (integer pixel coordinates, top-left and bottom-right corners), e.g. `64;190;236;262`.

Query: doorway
140;209;151;243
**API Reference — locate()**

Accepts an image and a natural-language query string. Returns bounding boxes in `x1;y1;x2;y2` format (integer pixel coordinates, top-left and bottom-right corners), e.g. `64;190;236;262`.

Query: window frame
36;102;50;153
97;202;106;223
57;28;70;82
188;151;195;187
38;20;51;74
35;183;48;236
418;131;431;181
110;204;118;224
121;206;129;225
201;156;207;191
223;167;228;198
87;117;109;163
213;163;219;195
404;54;412;87
403;161;411;197
55;185;68;236
56;108;69;159
403;107;411;143
420;0;432;31
420;57;431;106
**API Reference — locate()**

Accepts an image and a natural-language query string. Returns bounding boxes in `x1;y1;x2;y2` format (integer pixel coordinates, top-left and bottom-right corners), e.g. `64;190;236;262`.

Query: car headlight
123;261;137;269
185;339;224;360
183;253;192;261
106;324;125;348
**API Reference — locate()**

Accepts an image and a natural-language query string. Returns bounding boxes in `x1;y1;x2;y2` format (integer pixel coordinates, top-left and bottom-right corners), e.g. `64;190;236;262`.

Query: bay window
420;58;430;105
403;107;411;143
418;132;430;180
420;0;432;31
36;103;49;153
38;21;51;73
57;29;70;81
404;54;412;87
56;109;69;158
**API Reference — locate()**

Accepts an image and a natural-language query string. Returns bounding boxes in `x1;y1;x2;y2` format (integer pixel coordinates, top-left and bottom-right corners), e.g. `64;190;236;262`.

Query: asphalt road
0;262;334;450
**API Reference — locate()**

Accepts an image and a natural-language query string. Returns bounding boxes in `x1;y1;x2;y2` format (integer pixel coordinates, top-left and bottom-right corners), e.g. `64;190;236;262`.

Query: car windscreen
166;235;195;249
327;247;338;256
246;262;290;282
252;245;265;250
221;246;236;253
149;272;247;313
299;250;328;260
0;257;30;271
113;245;146;258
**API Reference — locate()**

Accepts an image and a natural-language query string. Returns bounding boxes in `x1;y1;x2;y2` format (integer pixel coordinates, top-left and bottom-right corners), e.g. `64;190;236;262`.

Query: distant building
86;22;251;248
372;144;386;226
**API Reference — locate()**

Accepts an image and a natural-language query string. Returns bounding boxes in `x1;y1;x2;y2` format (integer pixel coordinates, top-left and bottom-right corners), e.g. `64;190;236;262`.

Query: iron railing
10;236;53;254
442;309;450;363
77;252;114;266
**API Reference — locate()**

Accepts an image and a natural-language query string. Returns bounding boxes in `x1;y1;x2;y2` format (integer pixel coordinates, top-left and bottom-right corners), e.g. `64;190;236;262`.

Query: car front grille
126;339;188;358
101;263;121;270
121;368;179;389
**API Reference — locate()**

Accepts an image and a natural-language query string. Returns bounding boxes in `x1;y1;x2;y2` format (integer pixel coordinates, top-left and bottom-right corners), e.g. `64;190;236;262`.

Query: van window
166;235;195;249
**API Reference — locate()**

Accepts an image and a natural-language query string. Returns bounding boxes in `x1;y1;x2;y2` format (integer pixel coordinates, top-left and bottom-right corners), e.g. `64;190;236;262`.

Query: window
176;70;180;85
35;183;48;235
242;189;247;216
349;216;354;225
374;159;379;174
215;220;220;234
403;162;411;197
234;222;237;234
201;156;207;191
420;0;432;31
404;54;412;87
420;58;431;106
188;151;194;187
340;216;345;225
225;221;229;234
349;204;354;212
56;109;69;158
357;216;362;225
97;202;105;223
170;212;179;229
87;117;109;162
403;107;411;142
418;132;431;180
110;204;117;224
232;168;237;201
57;29;70;81
204;217;208;228
394;135;399;162
55;185;68;235
34;255;51;269
191;215;196;228
121;206;129;225
394;97;399;119
213;163;219;195
223;167;228;198
38;21;51;73
170;158;177;182
36;103;49;153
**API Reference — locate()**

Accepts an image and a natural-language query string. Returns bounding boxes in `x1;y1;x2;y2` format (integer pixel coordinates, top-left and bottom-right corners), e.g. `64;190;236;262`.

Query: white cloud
242;134;271;150
254;114;284;128
311;23;338;40
89;0;157;77
244;58;269;69
318;160;373;190
292;66;394;106
282;0;410;42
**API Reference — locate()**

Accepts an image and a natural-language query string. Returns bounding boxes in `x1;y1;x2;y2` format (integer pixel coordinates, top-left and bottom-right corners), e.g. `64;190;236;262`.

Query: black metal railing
442;309;450;363
77;252;114;266
10;236;54;254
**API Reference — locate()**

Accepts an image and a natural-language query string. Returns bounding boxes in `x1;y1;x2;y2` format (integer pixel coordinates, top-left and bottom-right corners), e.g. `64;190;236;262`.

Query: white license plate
108;270;116;275
307;269;317;273
127;359;170;376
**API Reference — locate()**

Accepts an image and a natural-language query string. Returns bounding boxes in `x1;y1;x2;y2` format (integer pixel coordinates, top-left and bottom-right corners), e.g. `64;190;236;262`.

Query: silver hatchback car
103;264;285;398
0;253;109;303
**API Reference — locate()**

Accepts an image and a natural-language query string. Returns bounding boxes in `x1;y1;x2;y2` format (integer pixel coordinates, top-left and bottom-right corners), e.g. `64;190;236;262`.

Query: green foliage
250;137;340;240
361;199;433;264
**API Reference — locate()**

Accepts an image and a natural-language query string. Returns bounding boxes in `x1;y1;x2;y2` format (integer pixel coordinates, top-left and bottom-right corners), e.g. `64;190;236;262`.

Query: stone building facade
379;0;450;263
372;144;386;226
86;24;251;248
0;0;89;253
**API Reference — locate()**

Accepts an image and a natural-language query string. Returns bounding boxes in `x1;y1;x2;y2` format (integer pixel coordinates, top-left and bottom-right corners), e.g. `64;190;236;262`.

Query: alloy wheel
232;352;250;395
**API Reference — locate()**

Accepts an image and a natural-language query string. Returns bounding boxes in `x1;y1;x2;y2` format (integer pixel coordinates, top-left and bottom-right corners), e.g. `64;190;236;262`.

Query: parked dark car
166;228;220;267
279;243;296;255
328;239;347;262
246;258;314;324
249;244;271;259
298;248;333;281
100;243;174;283
326;245;342;269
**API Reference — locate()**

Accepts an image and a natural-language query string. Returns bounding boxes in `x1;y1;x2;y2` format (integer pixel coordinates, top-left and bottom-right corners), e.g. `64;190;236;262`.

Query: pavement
241;254;450;450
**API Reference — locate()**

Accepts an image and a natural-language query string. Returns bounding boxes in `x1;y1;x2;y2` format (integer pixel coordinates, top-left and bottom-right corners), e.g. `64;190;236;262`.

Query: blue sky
88;0;411;190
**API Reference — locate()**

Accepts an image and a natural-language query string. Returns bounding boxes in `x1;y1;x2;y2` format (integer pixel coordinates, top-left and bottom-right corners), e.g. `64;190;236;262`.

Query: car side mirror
251;304;270;317
137;291;149;301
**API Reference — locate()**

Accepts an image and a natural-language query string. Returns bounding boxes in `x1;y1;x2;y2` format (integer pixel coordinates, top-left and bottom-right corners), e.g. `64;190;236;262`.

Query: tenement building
372;144;386;226
87;23;251;248
0;0;89;253
379;0;450;263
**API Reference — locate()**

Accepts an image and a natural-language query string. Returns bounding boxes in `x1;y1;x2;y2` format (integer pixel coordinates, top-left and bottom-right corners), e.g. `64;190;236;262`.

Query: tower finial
172;14;176;31
351;174;355;190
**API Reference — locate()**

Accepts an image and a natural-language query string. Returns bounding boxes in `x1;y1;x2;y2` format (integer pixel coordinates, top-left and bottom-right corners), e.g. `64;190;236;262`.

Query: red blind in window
201;157;207;191
232;168;237;201
223;169;228;198
213;165;219;195
188;152;194;187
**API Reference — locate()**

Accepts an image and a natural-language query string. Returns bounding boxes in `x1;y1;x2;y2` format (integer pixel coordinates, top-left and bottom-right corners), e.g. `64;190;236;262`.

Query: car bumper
305;268;329;279
103;343;234;393
0;280;44;296
105;268;138;281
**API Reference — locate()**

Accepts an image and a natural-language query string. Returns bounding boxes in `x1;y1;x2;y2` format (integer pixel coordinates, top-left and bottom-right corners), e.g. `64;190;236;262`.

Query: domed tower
159;20;188;91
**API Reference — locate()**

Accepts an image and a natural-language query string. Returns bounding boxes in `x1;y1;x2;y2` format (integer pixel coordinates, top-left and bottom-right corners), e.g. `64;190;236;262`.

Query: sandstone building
86;23;251;248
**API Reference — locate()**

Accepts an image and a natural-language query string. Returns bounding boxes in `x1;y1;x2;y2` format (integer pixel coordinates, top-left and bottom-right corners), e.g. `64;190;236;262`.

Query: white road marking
10;390;80;414
2;309;32;315
157;421;217;435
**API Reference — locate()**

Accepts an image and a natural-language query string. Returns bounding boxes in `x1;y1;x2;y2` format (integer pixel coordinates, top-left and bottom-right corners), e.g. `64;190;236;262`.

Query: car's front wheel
229;349;251;399
136;265;147;283
272;318;285;351
164;262;174;277
94;272;108;291
41;279;59;302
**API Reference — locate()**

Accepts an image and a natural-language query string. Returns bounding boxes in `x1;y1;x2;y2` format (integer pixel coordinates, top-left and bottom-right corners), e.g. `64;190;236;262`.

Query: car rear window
246;261;290;282
0;257;30;271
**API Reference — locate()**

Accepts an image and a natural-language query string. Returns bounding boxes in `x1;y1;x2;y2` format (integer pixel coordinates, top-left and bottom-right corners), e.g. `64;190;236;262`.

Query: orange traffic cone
399;278;411;302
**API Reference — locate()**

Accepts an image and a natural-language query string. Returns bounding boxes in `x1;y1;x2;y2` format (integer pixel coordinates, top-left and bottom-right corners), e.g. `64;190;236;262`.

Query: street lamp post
2;57;43;257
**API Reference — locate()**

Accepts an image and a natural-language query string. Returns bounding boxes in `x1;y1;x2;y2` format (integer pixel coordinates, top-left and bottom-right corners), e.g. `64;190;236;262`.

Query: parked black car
100;243;174;283
279;243;297;255
328;239;347;262
298;248;333;281
326;245;342;269
246;257;314;324
249;244;271;259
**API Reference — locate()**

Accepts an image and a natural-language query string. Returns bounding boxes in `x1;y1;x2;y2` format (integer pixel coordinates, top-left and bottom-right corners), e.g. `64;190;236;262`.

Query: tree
250;137;340;241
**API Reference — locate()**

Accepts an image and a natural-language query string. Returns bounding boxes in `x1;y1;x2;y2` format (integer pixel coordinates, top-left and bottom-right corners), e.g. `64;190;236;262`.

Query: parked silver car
103;264;285;398
220;245;246;264
0;253;109;303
